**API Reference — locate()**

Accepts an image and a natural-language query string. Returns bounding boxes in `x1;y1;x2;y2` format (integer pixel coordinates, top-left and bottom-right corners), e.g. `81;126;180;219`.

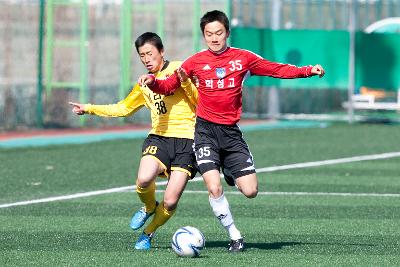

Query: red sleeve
246;51;313;78
148;72;181;95
179;58;195;79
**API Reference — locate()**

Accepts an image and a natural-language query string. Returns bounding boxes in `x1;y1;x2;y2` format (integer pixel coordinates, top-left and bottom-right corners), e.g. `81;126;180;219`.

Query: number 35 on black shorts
194;117;256;179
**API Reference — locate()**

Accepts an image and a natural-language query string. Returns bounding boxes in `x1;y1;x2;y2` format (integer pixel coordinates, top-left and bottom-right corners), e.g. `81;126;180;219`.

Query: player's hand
68;101;85;115
191;75;200;88
175;67;189;83
176;67;200;87
138;74;155;86
311;64;325;78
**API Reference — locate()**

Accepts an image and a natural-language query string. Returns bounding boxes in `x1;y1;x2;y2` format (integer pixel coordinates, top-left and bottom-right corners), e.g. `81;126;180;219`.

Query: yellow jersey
85;61;198;139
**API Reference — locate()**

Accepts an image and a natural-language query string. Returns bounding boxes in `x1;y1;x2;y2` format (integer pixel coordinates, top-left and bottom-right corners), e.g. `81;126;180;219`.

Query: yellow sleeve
85;84;145;117
180;79;198;106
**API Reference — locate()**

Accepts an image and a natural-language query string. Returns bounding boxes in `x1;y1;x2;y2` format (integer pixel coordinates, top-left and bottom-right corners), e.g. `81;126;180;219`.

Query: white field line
160;190;400;198
1;152;400;209
256;151;400;172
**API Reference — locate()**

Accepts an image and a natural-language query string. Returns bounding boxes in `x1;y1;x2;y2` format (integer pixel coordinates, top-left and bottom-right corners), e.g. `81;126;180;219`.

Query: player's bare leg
136;170;189;250
144;170;188;235
137;155;165;188
235;173;258;198
203;169;244;252
130;156;164;231
163;170;189;211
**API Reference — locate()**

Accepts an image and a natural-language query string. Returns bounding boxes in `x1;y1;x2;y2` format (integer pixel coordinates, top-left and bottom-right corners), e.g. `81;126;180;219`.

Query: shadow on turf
203;240;378;251
205;240;302;250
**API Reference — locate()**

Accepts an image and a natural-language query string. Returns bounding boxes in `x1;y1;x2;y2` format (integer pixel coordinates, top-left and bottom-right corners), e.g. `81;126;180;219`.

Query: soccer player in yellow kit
69;32;198;250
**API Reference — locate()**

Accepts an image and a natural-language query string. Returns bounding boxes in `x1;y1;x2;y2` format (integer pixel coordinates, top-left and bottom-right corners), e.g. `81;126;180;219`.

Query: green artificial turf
1;123;400;266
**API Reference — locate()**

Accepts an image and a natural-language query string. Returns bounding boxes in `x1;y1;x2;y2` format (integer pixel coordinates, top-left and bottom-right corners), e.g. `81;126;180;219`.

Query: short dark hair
200;10;230;34
134;32;164;53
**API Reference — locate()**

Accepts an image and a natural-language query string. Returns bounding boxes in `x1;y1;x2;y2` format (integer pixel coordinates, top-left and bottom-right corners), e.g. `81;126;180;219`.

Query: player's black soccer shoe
228;238;244;252
222;167;235;187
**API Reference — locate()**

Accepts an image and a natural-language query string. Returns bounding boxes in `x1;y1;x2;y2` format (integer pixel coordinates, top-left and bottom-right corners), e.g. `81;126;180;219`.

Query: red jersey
149;47;314;125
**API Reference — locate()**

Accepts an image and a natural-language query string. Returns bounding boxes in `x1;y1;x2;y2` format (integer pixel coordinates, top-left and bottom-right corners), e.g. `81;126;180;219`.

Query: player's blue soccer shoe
134;232;153;250
130;202;158;230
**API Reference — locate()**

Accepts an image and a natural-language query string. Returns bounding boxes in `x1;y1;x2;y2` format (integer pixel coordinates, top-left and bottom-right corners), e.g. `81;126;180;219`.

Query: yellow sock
144;201;175;234
136;180;156;213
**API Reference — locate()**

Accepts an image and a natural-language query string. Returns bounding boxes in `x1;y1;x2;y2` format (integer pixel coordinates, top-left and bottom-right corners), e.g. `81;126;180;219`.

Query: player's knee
136;176;153;188
242;186;258;198
245;189;258;198
207;184;223;198
163;198;178;211
236;174;258;198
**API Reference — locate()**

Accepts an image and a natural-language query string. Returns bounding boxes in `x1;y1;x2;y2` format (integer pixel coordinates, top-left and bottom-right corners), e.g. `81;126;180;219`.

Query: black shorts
194;117;256;179
142;134;197;179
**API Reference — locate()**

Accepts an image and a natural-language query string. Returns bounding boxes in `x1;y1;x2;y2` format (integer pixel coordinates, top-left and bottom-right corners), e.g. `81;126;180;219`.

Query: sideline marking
1;151;400;209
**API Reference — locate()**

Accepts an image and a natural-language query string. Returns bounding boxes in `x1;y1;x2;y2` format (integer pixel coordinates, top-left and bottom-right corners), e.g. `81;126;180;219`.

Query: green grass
1;123;400;266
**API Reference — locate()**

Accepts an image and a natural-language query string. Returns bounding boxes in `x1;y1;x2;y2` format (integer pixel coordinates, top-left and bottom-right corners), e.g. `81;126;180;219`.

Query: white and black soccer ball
171;226;205;257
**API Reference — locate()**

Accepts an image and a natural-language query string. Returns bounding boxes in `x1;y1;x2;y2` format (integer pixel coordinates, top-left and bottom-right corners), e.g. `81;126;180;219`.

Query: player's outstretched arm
311;64;325;78
69;102;85;115
69;84;145;118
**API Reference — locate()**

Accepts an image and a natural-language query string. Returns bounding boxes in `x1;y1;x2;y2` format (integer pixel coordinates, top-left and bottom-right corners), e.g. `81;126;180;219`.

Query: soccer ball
171;226;205;257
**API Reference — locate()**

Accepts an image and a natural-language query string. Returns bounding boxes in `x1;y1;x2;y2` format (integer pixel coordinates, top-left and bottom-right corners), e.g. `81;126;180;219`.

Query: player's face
203;21;229;53
138;43;164;73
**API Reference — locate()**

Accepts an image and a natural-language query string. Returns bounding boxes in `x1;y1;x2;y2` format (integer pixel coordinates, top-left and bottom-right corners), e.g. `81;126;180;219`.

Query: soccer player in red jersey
138;10;325;252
